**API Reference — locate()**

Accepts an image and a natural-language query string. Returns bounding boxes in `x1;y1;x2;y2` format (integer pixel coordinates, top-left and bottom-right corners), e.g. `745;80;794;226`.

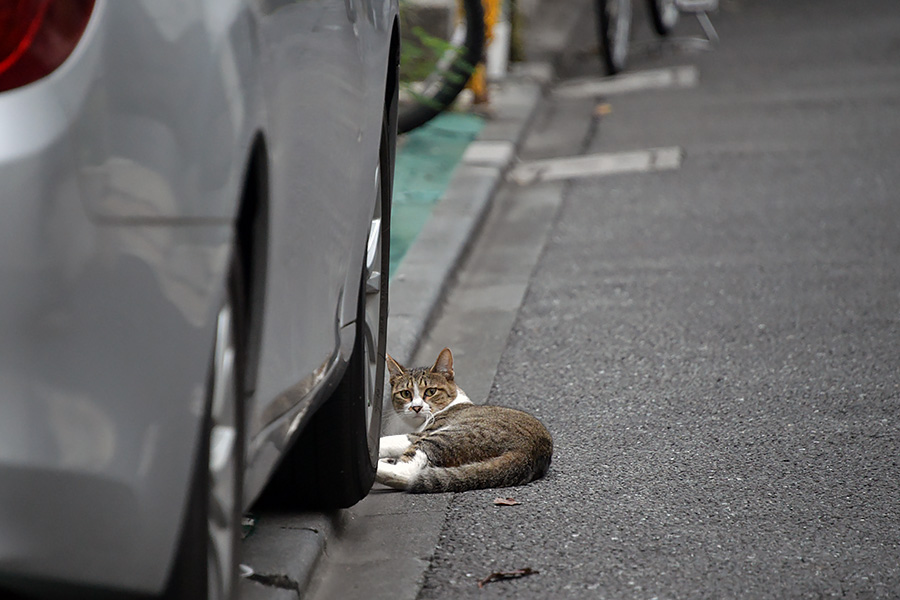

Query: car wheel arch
234;133;269;403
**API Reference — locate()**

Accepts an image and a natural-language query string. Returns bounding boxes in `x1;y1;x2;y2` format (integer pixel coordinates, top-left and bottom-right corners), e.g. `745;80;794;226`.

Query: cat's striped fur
376;348;553;493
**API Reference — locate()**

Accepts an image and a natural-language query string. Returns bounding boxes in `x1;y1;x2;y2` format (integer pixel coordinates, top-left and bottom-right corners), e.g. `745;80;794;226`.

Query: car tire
262;111;393;509
597;0;633;75
648;0;679;36
165;255;246;600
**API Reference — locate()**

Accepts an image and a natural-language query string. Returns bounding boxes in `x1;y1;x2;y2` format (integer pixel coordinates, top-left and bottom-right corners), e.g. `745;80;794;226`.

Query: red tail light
0;0;95;93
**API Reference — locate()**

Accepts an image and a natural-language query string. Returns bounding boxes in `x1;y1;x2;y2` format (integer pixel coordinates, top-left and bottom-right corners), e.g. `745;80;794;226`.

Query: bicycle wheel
398;0;485;134
647;0;679;36
596;0;632;75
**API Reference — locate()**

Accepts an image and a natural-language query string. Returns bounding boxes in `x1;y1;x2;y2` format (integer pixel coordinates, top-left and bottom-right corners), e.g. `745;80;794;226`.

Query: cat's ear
386;354;406;380
430;348;454;381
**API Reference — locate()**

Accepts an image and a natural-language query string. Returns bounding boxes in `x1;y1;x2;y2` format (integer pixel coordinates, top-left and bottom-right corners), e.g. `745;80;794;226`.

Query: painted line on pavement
507;147;683;185
553;65;699;99
462;140;517;168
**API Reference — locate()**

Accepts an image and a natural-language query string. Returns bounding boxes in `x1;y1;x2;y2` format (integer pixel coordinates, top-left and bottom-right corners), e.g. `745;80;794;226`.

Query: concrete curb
387;70;548;366
385;0;589;361
386;0;589;363
241;513;337;599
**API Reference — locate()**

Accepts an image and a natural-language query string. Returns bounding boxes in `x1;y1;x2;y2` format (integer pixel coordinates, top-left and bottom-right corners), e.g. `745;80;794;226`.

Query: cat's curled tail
376;445;552;493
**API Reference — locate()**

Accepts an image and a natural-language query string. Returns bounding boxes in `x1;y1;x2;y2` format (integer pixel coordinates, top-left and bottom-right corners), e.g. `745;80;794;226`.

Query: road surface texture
307;0;900;598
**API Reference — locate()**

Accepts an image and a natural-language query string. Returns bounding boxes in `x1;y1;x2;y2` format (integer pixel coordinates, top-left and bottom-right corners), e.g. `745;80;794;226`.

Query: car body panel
243;0;394;497
0;0;398;594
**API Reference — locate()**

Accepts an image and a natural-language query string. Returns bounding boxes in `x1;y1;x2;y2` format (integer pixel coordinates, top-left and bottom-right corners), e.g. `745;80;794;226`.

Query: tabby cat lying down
376;348;553;493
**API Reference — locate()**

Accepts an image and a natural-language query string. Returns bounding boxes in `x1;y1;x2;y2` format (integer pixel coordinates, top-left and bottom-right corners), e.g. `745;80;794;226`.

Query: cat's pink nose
410;405;422;414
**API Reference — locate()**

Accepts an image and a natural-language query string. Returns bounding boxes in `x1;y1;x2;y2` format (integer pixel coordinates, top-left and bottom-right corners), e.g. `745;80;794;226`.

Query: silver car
0;0;398;598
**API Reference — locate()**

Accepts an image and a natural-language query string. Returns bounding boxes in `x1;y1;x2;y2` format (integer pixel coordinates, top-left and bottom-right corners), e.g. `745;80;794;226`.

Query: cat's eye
424;387;438;397
398;390;412;399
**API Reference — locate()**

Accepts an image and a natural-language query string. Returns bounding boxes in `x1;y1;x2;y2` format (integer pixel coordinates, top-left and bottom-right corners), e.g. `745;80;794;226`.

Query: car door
249;0;373;456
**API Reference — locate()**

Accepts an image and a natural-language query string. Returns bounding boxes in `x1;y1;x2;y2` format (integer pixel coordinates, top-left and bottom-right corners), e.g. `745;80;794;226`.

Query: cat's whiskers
382;409;425;435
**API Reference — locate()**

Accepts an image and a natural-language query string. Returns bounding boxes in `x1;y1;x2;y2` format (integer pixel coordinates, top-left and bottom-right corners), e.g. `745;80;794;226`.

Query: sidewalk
386;67;548;369
239;0;586;596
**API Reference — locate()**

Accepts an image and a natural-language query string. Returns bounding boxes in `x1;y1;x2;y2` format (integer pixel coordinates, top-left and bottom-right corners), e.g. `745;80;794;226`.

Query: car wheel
648;0;679;36
262;112;393;509
166;258;245;600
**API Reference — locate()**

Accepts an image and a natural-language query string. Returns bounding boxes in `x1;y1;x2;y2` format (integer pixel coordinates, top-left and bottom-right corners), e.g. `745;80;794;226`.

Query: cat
375;347;553;493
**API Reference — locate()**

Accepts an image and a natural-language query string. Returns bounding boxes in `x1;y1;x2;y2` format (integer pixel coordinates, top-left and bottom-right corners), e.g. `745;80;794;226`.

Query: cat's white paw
378;434;412;458
375;460;404;488
375;450;427;490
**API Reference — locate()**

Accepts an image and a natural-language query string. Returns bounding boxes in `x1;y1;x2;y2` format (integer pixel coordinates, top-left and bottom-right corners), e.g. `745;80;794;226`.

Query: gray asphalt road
417;1;900;598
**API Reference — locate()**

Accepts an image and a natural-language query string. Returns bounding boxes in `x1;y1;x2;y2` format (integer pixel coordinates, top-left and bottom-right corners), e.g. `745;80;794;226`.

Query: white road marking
553;65;699;99
677;0;719;12
463;140;516;167
508;147;683;185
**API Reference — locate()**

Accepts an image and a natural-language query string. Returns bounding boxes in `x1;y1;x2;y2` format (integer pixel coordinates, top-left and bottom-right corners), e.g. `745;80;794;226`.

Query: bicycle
398;0;486;134
595;0;679;75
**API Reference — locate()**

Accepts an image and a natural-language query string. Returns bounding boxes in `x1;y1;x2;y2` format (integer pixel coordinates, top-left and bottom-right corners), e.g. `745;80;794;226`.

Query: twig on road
477;567;539;588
